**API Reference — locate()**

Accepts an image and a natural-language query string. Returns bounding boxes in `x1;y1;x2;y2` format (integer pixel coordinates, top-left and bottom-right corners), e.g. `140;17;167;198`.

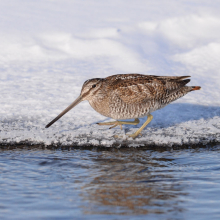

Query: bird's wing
107;74;190;104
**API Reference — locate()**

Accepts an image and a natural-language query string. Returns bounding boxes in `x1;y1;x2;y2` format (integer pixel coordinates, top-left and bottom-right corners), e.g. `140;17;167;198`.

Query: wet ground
0;145;220;220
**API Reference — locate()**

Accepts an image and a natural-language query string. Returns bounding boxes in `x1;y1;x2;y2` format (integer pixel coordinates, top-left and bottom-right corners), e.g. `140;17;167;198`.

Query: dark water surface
0;145;220;220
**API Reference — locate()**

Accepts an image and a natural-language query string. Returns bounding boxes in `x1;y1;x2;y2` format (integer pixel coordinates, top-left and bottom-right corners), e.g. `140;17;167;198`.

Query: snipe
45;74;201;139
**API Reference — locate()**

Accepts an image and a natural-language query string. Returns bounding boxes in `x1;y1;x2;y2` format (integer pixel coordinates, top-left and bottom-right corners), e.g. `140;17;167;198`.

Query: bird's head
80;78;103;100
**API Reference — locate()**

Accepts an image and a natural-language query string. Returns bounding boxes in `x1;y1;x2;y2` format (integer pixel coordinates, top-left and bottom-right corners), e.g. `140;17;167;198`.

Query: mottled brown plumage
45;74;201;138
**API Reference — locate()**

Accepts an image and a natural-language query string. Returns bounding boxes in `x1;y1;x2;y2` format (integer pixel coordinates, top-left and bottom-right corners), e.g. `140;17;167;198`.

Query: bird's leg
97;118;140;130
127;114;153;139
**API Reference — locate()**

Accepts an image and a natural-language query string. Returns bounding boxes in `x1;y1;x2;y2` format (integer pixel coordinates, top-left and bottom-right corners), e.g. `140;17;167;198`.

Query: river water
0;145;220;220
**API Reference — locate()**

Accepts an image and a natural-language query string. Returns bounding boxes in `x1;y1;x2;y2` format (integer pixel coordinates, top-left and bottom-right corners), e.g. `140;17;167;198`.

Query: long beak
45;95;82;128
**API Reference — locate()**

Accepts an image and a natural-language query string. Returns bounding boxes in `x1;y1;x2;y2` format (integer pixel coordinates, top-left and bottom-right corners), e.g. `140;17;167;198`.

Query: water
0;145;220;220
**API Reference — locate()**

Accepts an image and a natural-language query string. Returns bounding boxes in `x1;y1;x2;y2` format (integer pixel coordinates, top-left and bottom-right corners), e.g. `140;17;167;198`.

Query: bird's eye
92;84;96;88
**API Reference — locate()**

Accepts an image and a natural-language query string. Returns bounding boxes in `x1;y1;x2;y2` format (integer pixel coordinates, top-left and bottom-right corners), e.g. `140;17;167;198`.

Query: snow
0;0;220;147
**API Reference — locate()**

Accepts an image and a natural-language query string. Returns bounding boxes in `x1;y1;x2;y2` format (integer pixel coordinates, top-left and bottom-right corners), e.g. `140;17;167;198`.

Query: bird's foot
97;121;123;130
97;118;140;130
126;114;153;139
126;132;142;139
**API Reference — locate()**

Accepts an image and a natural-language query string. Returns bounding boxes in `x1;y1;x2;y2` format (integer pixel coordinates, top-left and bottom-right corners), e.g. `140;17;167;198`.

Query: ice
0;0;220;147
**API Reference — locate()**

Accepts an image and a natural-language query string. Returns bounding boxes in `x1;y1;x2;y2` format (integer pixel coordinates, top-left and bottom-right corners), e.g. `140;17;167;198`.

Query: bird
45;74;201;139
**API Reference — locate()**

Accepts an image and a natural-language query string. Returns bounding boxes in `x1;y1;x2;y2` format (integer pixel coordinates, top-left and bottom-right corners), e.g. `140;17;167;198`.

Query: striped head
80;78;104;100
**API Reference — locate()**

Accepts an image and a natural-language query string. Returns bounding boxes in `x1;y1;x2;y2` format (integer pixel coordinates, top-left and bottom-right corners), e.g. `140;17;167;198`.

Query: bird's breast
88;96;111;118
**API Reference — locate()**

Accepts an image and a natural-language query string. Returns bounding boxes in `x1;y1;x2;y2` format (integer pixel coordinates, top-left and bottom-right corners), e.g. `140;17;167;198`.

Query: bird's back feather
106;74;191;104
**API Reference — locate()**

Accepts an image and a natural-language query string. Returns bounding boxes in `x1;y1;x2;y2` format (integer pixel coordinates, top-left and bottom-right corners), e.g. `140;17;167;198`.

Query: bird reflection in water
80;149;187;215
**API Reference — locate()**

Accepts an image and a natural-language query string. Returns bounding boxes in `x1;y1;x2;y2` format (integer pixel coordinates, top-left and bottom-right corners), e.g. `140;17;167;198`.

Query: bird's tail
191;86;201;91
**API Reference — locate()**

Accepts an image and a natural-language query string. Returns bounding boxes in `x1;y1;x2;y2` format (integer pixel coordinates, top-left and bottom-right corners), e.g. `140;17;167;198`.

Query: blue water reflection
0;146;220;219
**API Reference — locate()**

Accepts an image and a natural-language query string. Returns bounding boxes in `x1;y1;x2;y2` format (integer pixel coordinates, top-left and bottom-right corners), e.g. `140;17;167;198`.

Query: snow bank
0;0;220;147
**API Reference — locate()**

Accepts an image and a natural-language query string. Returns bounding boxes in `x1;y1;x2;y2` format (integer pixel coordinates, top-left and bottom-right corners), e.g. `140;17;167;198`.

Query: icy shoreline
1;104;219;148
0;136;219;149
